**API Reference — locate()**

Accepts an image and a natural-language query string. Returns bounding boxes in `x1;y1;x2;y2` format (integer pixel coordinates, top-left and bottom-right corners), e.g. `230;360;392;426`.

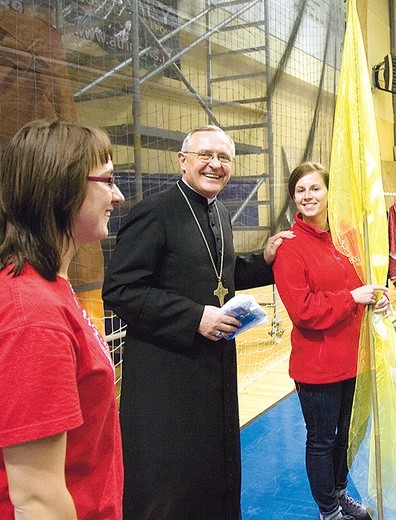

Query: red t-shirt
0;263;123;519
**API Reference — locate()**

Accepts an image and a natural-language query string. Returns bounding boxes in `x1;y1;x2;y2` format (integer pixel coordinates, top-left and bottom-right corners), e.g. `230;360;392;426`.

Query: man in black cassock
103;125;293;520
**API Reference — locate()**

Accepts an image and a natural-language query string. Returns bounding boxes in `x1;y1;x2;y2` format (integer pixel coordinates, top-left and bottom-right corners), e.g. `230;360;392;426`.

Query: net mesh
0;0;345;403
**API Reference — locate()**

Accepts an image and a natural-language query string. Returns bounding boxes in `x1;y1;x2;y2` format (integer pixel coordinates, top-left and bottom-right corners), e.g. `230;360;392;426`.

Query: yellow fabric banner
327;0;396;516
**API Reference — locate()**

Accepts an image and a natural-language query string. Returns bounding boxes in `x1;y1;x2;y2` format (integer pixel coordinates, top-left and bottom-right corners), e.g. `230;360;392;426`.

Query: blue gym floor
241;392;362;519
241;391;317;519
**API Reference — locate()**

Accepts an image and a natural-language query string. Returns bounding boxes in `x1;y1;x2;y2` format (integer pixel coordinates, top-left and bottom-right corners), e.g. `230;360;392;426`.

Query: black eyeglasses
182;150;233;165
86;176;115;188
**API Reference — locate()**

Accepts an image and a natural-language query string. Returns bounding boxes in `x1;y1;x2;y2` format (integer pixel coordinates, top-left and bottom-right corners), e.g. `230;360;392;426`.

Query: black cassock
103;180;274;520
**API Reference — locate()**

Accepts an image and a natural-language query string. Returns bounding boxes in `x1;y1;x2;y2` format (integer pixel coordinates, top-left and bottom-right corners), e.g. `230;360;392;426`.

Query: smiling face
177;130;233;198
73;159;125;246
293;170;328;228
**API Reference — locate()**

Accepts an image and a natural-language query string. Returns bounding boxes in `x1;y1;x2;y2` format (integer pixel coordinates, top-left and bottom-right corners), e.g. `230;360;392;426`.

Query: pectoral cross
214;279;228;306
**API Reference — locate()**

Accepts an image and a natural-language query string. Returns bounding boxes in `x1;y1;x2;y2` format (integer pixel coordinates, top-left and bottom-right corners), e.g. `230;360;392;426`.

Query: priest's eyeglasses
86;176;115;188
182;150;233;165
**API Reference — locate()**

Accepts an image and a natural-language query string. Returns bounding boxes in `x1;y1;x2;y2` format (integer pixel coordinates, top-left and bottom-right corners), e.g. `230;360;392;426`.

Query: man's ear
177;152;187;172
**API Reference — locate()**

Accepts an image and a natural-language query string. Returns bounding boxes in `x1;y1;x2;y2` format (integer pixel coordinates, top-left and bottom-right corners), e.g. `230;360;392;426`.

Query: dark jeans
296;378;356;514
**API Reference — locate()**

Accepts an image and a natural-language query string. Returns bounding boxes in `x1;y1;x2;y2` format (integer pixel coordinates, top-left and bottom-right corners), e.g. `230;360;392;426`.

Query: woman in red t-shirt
0;120;125;519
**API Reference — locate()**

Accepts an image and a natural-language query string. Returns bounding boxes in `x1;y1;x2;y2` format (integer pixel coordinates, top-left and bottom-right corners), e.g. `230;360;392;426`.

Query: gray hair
181;125;236;158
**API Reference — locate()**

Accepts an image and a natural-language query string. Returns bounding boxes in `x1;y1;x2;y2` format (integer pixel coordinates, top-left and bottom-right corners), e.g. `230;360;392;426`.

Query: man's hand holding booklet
219;294;268;340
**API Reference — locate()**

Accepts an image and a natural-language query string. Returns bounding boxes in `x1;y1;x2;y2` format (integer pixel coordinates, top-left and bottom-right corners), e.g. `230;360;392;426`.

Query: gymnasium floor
240;391;361;519
238;358;318;519
241;392;317;519
239;287;396;518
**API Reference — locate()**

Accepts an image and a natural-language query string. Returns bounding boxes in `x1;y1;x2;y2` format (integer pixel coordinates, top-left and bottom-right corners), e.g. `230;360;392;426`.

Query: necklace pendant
214;279;228;306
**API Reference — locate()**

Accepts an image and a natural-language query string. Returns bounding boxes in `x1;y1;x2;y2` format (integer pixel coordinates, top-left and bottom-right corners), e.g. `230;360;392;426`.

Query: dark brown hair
288;161;329;199
0;120;112;280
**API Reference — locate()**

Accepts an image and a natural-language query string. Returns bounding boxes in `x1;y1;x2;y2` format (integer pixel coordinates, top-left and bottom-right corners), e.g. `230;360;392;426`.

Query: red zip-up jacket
273;213;364;384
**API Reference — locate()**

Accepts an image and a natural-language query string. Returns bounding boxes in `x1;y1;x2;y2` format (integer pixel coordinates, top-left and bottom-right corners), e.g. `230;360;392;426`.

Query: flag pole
350;0;384;515
363;209;384;520
329;0;391;515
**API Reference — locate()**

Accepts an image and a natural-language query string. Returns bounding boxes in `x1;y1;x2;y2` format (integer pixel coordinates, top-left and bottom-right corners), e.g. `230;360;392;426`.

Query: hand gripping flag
328;0;396;517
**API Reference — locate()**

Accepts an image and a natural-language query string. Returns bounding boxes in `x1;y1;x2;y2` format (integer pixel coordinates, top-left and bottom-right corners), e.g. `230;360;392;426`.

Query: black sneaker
337;489;373;519
319;505;355;520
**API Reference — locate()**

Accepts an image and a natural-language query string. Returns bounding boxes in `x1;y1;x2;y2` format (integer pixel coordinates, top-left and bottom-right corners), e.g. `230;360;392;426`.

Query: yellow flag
328;0;396;516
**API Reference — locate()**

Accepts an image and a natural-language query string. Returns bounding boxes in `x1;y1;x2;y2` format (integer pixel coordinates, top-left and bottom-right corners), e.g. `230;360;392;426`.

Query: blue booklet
220;294;268;340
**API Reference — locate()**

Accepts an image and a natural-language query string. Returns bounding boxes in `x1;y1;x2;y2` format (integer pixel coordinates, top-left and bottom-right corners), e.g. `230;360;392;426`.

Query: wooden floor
233;285;295;427
239;358;294;427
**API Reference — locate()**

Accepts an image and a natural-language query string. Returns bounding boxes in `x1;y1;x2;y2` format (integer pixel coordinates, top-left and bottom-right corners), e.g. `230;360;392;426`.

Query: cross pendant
214;279;228;306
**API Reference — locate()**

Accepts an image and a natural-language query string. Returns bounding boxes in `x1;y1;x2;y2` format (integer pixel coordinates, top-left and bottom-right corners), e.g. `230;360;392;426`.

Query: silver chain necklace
177;181;229;306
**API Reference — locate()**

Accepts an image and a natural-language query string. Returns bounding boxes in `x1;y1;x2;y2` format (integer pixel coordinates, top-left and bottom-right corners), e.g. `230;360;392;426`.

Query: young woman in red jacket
273;162;389;520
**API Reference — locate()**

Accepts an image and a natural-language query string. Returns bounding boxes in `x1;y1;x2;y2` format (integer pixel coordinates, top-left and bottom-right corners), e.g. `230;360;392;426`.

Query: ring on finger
215;331;223;338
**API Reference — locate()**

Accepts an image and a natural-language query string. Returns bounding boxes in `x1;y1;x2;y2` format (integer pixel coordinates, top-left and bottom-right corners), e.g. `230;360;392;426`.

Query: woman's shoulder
278;225;306;248
0;265;74;329
274;225;327;266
